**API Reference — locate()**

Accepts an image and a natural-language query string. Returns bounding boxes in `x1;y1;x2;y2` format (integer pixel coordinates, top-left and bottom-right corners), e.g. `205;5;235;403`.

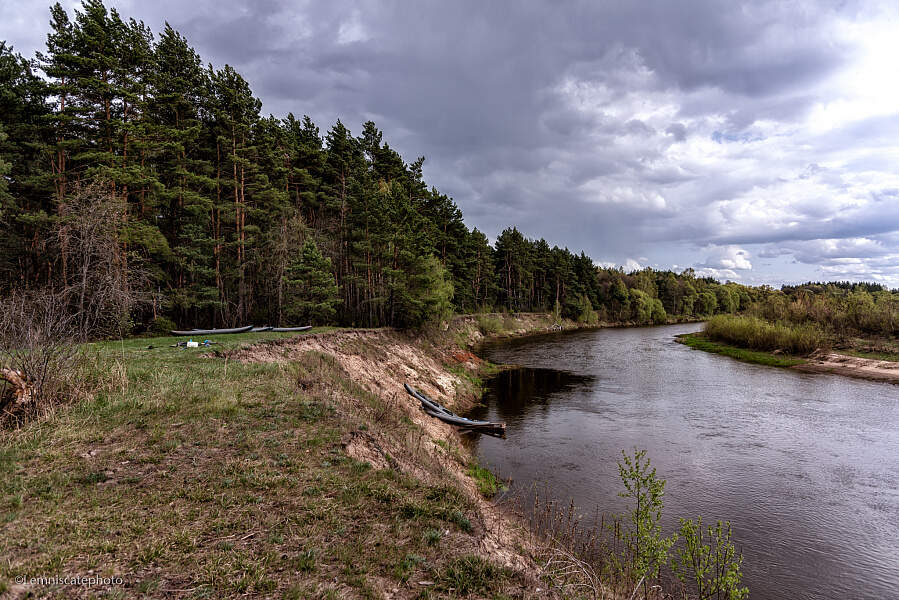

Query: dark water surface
468;323;899;600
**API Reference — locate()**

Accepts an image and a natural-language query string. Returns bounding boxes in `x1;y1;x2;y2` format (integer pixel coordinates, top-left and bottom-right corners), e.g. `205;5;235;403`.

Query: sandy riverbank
795;350;899;383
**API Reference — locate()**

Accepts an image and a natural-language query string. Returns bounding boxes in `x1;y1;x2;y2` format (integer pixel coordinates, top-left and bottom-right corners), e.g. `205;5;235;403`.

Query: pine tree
207;63;262;323
148;24;216;325
284;239;340;325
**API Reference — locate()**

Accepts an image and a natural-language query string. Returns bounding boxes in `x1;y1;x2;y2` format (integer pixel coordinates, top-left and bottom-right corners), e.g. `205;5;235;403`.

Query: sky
3;0;899;287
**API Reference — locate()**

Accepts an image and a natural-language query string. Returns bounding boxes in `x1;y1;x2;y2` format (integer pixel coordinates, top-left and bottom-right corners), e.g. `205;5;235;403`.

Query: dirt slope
225;326;552;592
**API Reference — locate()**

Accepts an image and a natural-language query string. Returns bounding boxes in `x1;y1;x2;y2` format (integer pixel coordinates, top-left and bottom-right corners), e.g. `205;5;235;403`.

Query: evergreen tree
0;0;762;335
284;239;340;325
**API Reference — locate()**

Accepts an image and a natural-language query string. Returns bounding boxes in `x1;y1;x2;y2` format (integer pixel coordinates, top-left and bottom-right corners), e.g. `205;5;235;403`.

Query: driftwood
0;367;35;413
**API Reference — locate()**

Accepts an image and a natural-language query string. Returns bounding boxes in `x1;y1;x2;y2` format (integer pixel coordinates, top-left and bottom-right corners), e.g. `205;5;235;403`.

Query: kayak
271;326;312;332
170;325;254;336
404;383;454;416
403;383;505;434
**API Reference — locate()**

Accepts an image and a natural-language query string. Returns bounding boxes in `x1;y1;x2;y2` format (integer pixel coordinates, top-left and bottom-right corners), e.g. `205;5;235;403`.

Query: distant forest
1;1;877;334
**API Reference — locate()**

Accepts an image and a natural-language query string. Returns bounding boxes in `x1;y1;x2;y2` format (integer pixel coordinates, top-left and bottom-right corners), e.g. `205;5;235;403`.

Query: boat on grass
170;325;253;336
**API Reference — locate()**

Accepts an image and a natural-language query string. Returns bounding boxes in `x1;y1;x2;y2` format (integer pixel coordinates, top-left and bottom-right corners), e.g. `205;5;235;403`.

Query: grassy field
0;329;536;599
676;333;807;368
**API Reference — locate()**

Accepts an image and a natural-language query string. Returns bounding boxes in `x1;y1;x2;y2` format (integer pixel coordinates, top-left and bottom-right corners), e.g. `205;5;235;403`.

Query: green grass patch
678;333;806;367
437;555;510;595
468;462;506;498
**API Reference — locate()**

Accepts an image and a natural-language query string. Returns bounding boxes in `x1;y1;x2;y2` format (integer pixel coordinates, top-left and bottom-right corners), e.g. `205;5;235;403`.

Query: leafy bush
617;449;676;592
671;517;748;600
149;316;177;336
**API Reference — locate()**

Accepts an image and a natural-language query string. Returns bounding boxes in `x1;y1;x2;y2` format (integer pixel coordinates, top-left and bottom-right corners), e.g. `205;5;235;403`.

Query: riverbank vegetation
532;449;748;600
704;315;825;355
677;333;807;368
693;281;899;360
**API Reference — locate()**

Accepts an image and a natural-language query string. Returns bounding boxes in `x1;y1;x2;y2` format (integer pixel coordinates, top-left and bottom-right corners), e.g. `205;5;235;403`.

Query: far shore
678;332;899;384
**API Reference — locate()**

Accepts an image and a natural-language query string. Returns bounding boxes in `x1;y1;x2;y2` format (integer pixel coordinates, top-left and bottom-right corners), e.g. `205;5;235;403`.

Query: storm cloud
3;0;899;285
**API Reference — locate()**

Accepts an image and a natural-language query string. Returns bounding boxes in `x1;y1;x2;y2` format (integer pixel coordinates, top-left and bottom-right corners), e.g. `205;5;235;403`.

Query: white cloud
695;267;740;281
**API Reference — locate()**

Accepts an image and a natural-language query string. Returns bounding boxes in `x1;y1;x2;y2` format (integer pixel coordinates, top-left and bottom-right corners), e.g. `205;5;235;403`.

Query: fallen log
0;367;35;412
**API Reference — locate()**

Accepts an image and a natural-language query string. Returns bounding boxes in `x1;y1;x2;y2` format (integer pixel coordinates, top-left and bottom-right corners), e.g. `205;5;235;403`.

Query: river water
468;323;899;600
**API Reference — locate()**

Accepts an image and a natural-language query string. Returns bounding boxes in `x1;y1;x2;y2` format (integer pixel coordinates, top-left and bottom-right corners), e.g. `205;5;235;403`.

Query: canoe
403;384;505;434
170;325;254;336
271;326;312;332
404;383;454;416
421;407;506;432
250;326;273;332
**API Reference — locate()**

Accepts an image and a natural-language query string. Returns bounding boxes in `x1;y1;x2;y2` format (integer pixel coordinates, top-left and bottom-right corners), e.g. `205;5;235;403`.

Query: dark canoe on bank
403;383;505;436
170;325;254;336
271;326;312;332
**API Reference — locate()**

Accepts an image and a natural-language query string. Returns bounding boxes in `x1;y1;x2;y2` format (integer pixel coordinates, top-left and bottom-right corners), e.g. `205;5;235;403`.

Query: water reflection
468;324;899;600
468;368;593;421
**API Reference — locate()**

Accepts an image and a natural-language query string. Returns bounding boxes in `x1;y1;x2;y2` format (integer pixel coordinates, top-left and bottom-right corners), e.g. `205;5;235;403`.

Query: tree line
750;281;899;339
2;1;762;334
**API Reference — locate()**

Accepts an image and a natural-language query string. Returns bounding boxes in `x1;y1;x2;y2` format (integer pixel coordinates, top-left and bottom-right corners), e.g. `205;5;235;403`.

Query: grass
703;314;825;355
0;326;530;598
678;333;807;367
476;314;505;336
437;555;510;595
840;349;899;362
468;462;507;498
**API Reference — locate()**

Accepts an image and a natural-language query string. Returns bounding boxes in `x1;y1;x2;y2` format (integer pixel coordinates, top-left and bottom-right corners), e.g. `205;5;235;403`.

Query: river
467;323;899;600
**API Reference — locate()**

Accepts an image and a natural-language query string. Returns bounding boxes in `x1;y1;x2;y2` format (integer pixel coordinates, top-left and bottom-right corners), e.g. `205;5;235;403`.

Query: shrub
617;449;676;593
0;289;87;427
671;517;748;600
704;315;825;355
149;316;177;336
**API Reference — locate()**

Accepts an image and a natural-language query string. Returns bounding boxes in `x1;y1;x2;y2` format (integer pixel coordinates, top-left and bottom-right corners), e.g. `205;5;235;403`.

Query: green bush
617;449;676;592
149;316;177;336
704;314;825;355
476;314;504;335
672;517;748;600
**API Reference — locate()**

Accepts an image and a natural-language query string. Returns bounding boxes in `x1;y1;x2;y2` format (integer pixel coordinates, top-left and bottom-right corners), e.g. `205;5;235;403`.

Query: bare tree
1;181;148;426
56;180;147;338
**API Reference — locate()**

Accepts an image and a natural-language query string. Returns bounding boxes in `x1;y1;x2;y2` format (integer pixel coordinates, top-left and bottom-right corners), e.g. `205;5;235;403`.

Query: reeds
704;314;825;355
